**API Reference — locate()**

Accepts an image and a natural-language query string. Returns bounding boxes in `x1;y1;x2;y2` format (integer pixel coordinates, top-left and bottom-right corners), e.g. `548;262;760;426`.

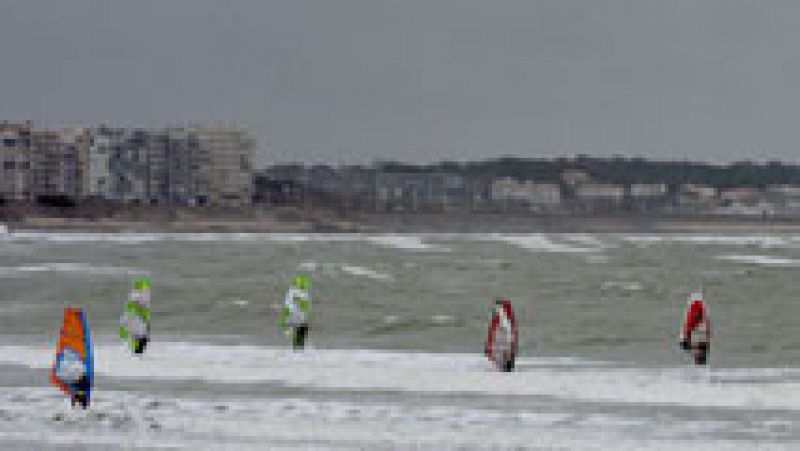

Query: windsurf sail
120;277;151;354
278;274;311;349
51;307;93;407
485;299;519;372
679;292;711;365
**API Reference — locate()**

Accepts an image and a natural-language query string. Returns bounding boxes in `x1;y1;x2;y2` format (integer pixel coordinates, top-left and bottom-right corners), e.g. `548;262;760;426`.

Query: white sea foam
492;233;601;253
430;315;454;324
5;231;166;244
623;235;789;248
0;303;48;314
560;234;605;247
0;385;778;450
365;235;446;251
173;232;352;243
297;261;318;271
0;263;147;277
3;232;456;256
3;231;360;244
257;233;358;243
340;265;393;281
716;254;800;267
2;343;798;412
601;281;644;291
3;231;797;253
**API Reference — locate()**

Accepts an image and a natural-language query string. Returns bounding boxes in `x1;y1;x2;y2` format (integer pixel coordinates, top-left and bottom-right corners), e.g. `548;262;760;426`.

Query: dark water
1;231;798;365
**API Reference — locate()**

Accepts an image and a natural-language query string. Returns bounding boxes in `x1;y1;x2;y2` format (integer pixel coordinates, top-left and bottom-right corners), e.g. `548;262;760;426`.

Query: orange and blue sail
51;307;93;405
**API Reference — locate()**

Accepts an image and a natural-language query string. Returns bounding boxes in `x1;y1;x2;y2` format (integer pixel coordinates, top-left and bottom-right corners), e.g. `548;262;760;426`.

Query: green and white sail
278;274;311;335
119;277;151;352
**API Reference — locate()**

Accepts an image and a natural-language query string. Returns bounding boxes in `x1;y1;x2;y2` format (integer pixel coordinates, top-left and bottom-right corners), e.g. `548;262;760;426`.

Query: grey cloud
3;1;800;166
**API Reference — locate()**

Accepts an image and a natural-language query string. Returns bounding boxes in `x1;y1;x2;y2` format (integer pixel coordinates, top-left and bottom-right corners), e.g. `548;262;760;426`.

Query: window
3;161;14;169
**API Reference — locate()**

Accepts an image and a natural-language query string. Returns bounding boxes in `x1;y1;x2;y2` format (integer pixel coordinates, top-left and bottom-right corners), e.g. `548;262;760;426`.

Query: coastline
6;210;800;234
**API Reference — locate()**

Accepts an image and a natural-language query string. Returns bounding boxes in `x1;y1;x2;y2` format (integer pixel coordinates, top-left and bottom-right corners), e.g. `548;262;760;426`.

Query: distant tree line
374;157;800;188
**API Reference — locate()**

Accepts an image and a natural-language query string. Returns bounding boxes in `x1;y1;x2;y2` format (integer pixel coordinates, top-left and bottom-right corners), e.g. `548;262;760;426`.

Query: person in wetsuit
70;374;90;409
133;333;149;354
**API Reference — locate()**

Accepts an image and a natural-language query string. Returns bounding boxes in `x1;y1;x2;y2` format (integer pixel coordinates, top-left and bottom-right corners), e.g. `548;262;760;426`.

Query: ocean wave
5;232;166;244
340;265;393;281
430;314;455;325
491;233;602;253
294;261;394;281
4;231;354;244
0;263;147;277
1;344;798;411
623;235;789;248
559;234;605;247
217;299;250;308
0;385;780;449
297;261;318;271
716;254;800;267
369;315;460;334
365;235;447;251
601;281;643;291
3;232;453;253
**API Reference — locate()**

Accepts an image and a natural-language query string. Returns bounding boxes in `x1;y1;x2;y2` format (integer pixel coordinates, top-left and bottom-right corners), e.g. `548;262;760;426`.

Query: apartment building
30;130;62;198
190;127;255;206
0;122;32;201
491;177;561;208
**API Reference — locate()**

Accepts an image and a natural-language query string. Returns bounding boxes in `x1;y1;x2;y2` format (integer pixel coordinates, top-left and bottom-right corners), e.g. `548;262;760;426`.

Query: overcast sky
4;1;800;166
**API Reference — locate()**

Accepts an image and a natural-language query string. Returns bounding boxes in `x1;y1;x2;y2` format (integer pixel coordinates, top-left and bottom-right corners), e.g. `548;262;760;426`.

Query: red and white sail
485;299;519;370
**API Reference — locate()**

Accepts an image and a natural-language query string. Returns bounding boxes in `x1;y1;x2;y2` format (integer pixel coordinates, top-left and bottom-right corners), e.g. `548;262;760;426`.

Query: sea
0;230;798;449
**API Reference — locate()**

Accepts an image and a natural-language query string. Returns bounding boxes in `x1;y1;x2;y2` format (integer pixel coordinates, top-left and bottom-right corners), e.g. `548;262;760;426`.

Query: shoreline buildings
257;163;800;218
1;122;254;207
6;120;800;218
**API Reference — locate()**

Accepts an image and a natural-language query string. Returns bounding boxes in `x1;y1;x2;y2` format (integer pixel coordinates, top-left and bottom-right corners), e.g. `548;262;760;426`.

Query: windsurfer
485;298;519;372
121;278;151;355
52;307;93;410
279;275;312;350
679;292;711;365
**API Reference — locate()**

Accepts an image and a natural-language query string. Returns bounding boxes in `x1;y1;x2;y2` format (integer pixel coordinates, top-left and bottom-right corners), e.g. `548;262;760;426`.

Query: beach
7;207;800;234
